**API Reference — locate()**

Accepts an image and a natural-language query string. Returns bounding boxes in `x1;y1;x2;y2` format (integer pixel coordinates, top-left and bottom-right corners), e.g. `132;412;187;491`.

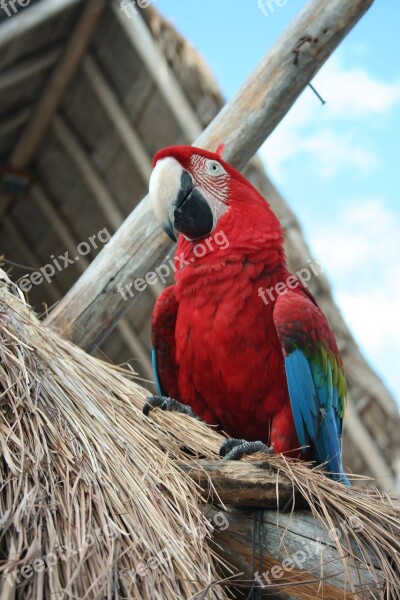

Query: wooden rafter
0;47;60;94
83;54;152;183
33;184;154;379
112;0;201;142
52;114;124;231
0;0;108;219
0;0;83;52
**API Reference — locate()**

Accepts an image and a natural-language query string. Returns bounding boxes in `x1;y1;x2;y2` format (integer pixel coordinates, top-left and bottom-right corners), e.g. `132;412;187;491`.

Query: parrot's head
149;145;282;245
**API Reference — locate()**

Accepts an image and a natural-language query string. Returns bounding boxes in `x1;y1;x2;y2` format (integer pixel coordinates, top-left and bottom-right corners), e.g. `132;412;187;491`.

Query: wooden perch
207;508;383;599
178;460;304;508
179;460;384;598
46;0;374;350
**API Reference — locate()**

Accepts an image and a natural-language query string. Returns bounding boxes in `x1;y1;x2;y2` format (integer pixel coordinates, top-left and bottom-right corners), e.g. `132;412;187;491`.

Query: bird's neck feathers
175;183;286;271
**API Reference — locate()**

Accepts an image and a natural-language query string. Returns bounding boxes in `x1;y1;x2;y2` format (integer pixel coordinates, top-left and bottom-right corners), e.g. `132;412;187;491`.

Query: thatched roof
0;0;399;493
0;269;229;599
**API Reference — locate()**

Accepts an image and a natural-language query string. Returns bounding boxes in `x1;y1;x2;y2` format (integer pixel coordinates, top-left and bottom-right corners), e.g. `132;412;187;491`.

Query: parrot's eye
207;161;224;176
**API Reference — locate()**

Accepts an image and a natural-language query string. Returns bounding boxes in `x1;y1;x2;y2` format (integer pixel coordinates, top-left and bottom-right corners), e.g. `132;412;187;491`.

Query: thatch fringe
0;271;228;599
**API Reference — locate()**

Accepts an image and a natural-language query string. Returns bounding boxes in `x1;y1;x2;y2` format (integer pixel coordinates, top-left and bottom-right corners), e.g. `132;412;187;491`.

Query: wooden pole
46;0;375;351
206;507;383;599
177;460;386;597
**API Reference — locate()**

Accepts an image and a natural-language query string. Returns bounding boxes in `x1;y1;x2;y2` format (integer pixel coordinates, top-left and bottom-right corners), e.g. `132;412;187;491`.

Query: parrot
144;144;350;485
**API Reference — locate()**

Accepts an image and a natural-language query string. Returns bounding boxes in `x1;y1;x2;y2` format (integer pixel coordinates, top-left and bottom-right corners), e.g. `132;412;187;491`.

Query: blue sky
155;0;400;403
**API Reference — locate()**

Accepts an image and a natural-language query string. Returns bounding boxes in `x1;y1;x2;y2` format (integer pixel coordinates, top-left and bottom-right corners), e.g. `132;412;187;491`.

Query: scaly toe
219;438;247;457
222;440;274;461
143;395;167;416
143;395;198;418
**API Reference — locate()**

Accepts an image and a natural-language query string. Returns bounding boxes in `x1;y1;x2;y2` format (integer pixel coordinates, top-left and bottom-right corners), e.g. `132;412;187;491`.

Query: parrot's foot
220;438;273;461
143;395;198;419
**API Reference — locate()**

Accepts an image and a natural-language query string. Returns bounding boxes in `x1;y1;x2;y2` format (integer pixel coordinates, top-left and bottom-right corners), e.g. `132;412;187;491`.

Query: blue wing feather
285;349;318;447
284;349;349;485
152;347;164;396
274;292;349;485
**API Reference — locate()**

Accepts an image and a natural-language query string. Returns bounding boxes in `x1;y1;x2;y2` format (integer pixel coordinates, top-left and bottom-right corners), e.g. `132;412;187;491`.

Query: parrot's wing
151;285;180;400
273;289;348;482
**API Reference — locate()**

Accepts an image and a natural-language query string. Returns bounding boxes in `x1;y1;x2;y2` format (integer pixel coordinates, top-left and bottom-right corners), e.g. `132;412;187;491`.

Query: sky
155;0;400;403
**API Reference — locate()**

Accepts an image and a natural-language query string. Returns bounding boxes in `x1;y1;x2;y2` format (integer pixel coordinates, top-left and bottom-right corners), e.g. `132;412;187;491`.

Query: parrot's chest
174;276;288;440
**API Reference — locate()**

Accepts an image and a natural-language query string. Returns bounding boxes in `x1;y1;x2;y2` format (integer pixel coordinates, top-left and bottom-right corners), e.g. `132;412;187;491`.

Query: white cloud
314;56;400;117
314;198;399;274
311;199;400;398
337;286;400;355
261;55;400;181
262;120;376;180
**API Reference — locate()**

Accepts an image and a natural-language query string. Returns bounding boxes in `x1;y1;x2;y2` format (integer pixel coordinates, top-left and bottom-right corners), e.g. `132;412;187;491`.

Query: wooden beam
177;460;387;596
2;217;60;304
206;507;383;599
112;0;201;142
82;54;153;183
46;0;375;351
32;184;154;379
344;402;394;493
52;114;124;231
8;0;107;169
0;108;31;139
0;48;60;93
0;0;108;219
0;0;83;52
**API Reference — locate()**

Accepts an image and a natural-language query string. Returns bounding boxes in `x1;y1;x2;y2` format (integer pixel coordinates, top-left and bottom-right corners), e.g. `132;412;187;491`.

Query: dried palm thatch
1;269;400;600
0;270;228;600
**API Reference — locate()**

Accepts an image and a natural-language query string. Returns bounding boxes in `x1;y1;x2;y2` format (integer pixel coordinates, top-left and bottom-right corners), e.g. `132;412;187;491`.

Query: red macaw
144;145;349;484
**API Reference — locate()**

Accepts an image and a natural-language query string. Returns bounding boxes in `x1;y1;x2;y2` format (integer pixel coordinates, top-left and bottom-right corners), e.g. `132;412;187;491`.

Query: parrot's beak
149;157;214;242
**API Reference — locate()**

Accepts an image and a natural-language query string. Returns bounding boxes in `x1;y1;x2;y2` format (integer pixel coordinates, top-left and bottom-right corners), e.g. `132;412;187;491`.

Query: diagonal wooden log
46;0;374;350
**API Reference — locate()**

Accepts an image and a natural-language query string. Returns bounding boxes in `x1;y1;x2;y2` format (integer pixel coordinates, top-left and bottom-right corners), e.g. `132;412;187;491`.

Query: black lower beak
173;171;214;241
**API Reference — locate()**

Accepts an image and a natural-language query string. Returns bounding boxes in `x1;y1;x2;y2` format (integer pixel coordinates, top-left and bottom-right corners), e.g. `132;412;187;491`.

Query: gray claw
143;395;198;418
220;438;273;461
